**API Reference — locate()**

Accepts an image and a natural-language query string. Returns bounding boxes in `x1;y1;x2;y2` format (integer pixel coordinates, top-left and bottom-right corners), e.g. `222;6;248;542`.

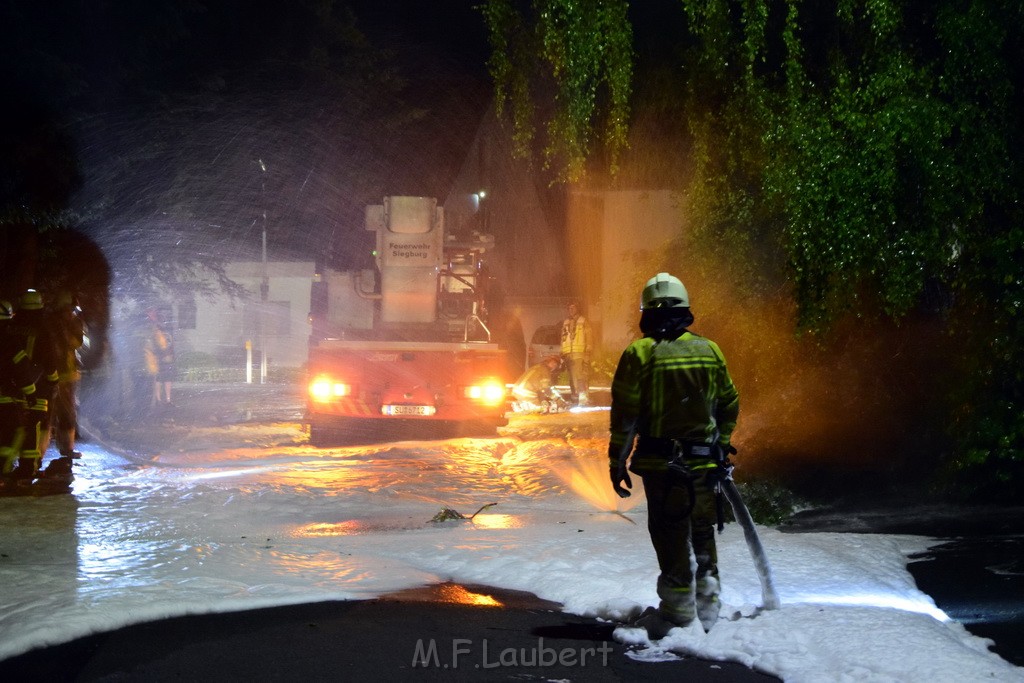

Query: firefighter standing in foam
608;273;740;637
6;290;60;479
0;300;31;477
50;291;84;458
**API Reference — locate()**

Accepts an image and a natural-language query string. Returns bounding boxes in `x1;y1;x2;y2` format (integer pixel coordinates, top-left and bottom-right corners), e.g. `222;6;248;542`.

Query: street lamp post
259;158;268;384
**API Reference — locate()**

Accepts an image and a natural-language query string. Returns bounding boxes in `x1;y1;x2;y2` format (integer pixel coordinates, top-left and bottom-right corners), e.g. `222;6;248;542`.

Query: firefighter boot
58;428;82;458
632;606;686;640
0;447;16;475
0;447;17;494
696;575;722;631
5;455;41;493
42;455;74;483
12;455;40;480
655;576;697;633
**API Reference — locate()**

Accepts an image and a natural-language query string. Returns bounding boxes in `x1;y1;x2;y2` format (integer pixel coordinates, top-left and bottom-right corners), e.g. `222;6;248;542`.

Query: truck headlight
309;376;352;402
464;379;506;407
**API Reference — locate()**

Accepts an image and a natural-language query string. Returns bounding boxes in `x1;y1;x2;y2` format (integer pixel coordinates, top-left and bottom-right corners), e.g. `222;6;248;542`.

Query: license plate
382;404;435;416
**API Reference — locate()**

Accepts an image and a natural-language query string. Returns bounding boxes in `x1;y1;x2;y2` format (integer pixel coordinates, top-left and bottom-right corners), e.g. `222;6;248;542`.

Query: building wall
175;261;315;369
589;191;684;356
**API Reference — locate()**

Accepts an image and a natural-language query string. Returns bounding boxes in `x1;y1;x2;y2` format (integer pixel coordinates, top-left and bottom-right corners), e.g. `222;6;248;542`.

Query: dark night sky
1;1;499;272
349;0;492;77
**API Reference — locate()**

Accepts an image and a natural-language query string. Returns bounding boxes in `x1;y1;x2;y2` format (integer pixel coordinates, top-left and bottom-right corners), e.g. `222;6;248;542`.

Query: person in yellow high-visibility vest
559;301;592;406
144;308;175;410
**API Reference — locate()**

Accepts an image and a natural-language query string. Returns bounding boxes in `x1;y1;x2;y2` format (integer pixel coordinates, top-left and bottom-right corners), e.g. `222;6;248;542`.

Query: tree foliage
485;0;1024;499
481;0;633;181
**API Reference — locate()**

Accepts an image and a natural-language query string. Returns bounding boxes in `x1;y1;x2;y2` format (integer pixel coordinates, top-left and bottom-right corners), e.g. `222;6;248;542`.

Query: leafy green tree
481;0;633;182
484;0;1023;500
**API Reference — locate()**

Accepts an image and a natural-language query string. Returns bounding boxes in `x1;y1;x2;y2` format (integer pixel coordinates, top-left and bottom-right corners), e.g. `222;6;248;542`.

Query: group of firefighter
512;273;742;637
509;300;593;414
0;288;84;492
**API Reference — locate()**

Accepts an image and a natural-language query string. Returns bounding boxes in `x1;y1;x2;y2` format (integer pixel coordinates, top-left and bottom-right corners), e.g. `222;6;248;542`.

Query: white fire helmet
640;273;689;310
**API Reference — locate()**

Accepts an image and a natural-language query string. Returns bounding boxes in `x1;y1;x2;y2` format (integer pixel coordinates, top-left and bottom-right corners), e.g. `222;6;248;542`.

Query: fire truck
305;196;511;445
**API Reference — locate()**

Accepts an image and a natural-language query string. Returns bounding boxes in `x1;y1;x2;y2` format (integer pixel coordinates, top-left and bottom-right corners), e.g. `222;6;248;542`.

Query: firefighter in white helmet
608;273;740;637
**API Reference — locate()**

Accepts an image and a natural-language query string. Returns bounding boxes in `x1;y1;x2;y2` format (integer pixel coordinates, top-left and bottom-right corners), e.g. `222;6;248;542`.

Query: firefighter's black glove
718;443;737;460
610;464;632;498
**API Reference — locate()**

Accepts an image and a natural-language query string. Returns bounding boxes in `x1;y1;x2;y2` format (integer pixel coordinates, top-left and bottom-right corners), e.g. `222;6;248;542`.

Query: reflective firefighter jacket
512;361;555;401
560;315;592;358
609;331;739;472
5;311;59;401
0;318;43;398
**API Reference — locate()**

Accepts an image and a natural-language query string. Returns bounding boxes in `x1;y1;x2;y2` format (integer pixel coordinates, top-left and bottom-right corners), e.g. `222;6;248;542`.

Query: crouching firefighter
608;273;740;637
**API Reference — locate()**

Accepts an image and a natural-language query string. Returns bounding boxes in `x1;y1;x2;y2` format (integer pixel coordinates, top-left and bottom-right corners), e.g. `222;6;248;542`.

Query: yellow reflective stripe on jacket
609;331;739;466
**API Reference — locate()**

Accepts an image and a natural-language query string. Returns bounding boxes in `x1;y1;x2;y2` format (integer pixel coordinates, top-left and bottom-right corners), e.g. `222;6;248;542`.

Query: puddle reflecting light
437;584;503;606
184;466;279;481
467;513;523;529
295;521;364;537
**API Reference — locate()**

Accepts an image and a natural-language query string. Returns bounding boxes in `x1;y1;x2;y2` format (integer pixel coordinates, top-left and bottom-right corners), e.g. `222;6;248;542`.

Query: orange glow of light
549;454;642;516
436;584;503;607
293;521;364;537
467;513;523;529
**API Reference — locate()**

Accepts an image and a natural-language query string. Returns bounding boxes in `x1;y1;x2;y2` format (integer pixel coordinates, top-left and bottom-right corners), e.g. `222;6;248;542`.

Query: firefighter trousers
0;397;25;474
640;470;720;625
51;380;78;455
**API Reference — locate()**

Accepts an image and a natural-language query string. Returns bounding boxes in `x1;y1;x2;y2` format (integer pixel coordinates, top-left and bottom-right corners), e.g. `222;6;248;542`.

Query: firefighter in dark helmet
0;300;31;479
608;273;740;637
8;290;60;480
